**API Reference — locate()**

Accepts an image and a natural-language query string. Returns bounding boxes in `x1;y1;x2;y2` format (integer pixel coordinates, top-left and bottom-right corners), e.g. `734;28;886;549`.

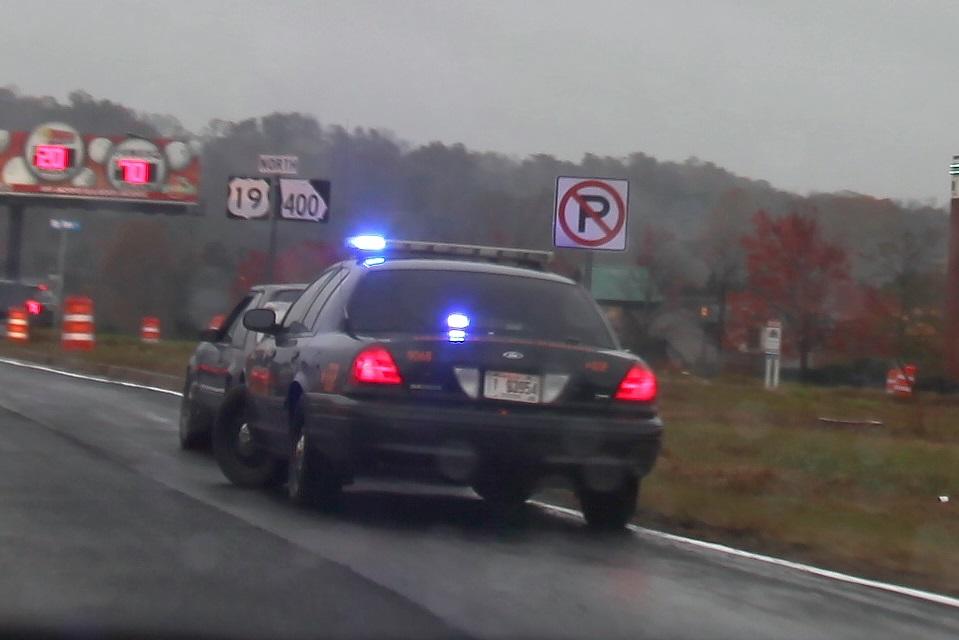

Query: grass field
1;333;957;594
637;374;959;595
0;330;196;378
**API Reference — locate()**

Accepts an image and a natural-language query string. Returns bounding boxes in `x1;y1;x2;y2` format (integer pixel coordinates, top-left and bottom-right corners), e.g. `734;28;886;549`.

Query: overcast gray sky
2;0;956;203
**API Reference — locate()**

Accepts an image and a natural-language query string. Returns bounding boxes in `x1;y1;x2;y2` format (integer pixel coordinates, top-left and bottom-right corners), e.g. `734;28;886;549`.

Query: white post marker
258;154;299;176
278;179;331;222
554;177;629;251
226;177;272;220
763;320;782;389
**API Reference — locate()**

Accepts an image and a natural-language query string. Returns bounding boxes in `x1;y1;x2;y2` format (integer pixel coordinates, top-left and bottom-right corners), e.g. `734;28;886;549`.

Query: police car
179;283;306;449
212;238;662;529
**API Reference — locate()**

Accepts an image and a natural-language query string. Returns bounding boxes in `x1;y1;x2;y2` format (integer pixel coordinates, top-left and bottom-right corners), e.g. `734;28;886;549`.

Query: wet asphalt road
0;361;957;639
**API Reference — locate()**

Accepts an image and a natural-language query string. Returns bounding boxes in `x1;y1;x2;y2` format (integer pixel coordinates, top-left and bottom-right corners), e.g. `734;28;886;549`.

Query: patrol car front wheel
212;389;280;488
178;375;211;451
287;407;342;509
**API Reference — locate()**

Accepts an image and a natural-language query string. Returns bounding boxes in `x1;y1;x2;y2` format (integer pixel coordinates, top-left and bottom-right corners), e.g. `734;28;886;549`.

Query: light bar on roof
347;235;387;251
383;239;553;268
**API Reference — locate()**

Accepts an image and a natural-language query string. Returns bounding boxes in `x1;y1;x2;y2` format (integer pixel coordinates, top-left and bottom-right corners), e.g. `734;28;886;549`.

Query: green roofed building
589;265;662;306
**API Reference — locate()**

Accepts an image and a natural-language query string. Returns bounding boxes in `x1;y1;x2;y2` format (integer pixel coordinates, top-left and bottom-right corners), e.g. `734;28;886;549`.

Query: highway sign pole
266;178;279;282
50;219;80;328
54;227;67;328
230;157;330;285
583;252;594;291
5;202;24;280
257;155;300;283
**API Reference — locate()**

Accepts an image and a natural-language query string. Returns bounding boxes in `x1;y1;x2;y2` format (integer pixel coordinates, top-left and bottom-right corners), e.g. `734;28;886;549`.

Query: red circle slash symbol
557;180;626;247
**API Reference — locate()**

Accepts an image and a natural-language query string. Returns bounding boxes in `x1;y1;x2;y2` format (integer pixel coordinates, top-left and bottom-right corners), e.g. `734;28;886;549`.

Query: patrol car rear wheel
212;388;280;488
576;474;639;531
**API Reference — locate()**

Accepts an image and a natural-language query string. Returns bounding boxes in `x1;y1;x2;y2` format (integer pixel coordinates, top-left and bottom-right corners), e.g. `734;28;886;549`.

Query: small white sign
226;177;271;219
278;179;330;222
554;177;629;251
763;321;782;355
50;219;80;230
258;154;299;175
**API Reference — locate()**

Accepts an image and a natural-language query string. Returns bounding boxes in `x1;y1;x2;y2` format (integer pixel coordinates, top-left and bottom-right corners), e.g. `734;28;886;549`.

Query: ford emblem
502;351;524;360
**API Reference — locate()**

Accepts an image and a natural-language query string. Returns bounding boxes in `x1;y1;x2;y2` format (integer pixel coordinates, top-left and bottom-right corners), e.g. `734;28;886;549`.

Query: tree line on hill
0;87;949;381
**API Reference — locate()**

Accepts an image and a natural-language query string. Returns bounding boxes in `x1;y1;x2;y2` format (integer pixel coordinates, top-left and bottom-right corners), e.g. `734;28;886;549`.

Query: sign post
226;156;331;283
553;177;630;290
762;320;782;390
256;154;300;281
49;218;80;328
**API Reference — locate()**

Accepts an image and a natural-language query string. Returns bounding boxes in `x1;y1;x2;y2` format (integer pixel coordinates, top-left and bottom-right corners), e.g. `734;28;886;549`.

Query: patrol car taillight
614;364;657;402
352;346;403;385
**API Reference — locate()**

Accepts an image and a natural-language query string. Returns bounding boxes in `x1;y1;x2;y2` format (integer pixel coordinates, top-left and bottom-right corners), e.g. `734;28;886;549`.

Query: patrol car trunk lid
363;335;653;412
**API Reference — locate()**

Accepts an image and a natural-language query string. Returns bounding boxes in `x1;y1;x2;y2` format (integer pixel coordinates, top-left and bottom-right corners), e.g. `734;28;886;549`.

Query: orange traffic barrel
6;307;29;343
140;316;161;344
61;296;95;351
208;314;225;331
886;365;916;398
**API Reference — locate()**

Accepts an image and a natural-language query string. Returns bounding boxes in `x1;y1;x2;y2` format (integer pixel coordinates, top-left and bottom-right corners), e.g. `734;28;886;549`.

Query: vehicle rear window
268;288;303;303
0;284;46;307
348;269;615;348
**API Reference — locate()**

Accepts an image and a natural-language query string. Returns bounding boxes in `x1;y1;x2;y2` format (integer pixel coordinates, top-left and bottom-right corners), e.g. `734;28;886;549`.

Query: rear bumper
303;393;662;482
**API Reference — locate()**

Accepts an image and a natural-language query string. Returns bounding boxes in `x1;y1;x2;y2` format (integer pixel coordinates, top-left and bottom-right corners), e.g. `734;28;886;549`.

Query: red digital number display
33;145;73;171
115;158;155;184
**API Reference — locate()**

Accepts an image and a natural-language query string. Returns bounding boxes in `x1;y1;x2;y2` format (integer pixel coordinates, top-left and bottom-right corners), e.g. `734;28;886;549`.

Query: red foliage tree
232;241;342;298
826;283;897;361
733;210;851;374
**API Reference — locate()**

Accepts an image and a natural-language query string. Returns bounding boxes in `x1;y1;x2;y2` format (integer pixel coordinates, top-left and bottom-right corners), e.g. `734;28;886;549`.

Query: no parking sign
554;177;629;251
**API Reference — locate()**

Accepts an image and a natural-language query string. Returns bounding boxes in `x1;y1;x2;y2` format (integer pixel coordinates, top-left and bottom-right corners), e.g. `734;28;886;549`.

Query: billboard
0;122;200;205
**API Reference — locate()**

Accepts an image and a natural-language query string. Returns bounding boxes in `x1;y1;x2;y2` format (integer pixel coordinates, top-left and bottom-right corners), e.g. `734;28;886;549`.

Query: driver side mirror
243;308;279;334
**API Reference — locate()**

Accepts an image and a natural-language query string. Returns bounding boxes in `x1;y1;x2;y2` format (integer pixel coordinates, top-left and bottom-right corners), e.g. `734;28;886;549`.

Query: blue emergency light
347;235;387;252
446;313;470;329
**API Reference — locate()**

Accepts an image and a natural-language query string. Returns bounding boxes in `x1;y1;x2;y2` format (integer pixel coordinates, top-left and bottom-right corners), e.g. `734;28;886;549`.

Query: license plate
483;371;541;404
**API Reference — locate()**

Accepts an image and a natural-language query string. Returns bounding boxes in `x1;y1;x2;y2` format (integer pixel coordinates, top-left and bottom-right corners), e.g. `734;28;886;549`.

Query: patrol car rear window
348;269;615;348
269;289;303;304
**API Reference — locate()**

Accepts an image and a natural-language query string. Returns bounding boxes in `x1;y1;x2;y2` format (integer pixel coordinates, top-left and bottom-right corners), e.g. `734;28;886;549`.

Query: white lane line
2;356;957;610
532;501;959;610
0;357;183;397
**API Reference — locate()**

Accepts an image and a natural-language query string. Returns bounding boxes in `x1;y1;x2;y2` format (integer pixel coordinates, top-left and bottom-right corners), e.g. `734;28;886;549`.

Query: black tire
212;387;279;488
287;406;342;509
178;374;211;450
577;474;639;531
